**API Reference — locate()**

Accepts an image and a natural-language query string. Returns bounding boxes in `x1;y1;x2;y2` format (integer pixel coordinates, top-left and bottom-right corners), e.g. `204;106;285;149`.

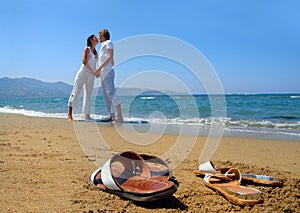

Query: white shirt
82;47;97;73
99;40;113;77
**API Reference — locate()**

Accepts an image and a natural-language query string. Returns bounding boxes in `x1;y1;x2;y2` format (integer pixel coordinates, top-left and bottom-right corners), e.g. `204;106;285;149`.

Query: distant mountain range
0;77;184;99
0;77;72;99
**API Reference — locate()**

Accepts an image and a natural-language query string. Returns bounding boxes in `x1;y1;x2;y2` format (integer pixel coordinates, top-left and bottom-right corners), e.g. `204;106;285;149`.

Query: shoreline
0;114;299;212
121;122;300;141
1;109;300;141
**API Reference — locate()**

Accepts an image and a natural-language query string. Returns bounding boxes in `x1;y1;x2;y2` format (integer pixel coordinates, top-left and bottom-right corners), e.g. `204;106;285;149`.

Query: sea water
0;94;300;140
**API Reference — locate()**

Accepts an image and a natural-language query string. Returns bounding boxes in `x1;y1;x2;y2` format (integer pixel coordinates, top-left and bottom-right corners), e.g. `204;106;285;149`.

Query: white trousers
68;69;95;115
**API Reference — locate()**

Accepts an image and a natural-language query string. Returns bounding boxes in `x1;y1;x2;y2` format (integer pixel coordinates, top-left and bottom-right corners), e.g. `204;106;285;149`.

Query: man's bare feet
114;117;124;123
84;114;92;120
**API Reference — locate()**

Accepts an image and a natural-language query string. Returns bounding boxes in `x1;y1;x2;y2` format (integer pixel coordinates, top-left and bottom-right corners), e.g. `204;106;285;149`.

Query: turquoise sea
1;94;300;140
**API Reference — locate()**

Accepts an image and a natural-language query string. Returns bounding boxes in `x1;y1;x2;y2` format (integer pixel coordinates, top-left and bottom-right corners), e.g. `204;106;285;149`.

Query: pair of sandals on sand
89;151;177;202
194;161;284;205
90;152;283;205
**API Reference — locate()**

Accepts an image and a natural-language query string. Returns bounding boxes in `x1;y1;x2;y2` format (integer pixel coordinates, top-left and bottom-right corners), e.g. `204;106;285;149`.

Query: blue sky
1;0;299;94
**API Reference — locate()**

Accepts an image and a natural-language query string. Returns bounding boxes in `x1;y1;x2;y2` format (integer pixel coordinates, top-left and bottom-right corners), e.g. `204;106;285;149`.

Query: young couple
67;29;123;123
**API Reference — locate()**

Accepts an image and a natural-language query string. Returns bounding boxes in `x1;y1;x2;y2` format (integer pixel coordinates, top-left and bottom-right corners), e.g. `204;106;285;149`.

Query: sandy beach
0;114;299;212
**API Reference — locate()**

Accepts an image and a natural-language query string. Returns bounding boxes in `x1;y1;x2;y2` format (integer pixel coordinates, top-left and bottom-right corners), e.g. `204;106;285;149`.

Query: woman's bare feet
68;114;73;121
68;107;73;121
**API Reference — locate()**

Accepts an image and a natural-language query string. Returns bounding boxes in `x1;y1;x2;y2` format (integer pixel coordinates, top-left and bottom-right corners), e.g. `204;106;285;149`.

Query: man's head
98;29;110;42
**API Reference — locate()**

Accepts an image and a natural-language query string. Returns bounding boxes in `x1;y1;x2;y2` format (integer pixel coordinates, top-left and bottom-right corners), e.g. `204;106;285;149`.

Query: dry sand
0;114;299;212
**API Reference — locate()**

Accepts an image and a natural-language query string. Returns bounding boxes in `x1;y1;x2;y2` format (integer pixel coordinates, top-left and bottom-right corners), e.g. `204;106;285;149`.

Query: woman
95;29;123;122
67;34;99;121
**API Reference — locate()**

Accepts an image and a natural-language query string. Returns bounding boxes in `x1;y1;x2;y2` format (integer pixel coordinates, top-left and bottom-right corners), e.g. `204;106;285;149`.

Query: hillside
0;77;72;98
0;77;186;99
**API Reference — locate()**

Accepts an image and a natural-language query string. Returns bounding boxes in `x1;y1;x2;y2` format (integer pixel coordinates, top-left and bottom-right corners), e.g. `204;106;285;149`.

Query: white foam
1;106;299;139
290;96;300;99
140;96;155;100
0;106;66;118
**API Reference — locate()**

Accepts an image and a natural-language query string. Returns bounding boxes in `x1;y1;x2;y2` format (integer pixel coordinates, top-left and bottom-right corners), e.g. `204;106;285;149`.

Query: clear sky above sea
0;0;299;94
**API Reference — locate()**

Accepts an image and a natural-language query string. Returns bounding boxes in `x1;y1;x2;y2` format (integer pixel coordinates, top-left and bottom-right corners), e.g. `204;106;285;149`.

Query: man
95;29;123;123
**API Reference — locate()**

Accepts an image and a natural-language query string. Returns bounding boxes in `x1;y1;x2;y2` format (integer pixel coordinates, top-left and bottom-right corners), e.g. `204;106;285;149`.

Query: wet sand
0;114;299;212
